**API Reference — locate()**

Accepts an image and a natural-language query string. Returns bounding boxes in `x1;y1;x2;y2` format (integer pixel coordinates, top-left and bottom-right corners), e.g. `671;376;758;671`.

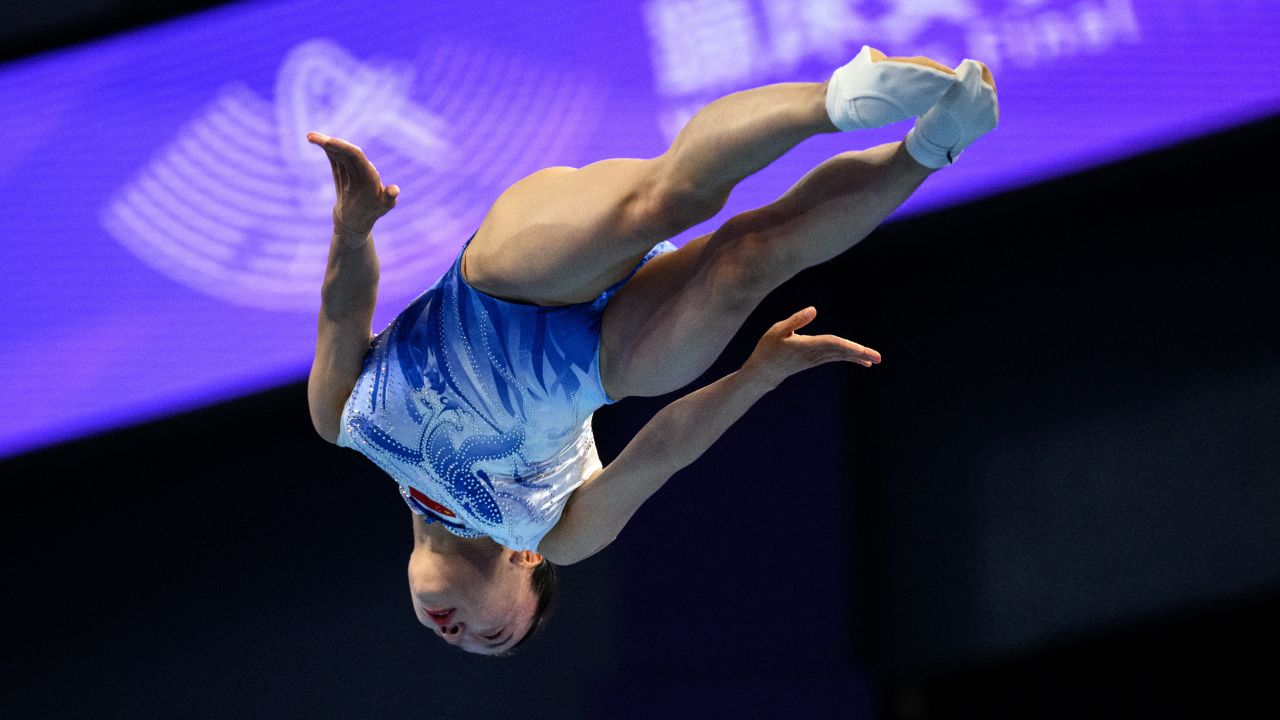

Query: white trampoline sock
904;59;999;169
825;45;957;131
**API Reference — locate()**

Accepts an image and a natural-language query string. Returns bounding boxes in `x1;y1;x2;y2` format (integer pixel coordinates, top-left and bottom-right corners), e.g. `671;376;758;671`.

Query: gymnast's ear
509;549;544;568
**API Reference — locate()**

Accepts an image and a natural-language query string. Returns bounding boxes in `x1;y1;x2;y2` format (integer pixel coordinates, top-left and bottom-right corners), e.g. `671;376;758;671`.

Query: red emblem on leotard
407;487;458;518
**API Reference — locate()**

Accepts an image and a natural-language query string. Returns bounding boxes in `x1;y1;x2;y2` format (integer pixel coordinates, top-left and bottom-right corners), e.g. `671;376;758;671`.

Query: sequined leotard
337;231;677;552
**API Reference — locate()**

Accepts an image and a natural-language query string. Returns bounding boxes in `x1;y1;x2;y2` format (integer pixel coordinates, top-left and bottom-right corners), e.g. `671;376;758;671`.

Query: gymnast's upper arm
537;433;683;565
537;466;621;566
308;317;371;444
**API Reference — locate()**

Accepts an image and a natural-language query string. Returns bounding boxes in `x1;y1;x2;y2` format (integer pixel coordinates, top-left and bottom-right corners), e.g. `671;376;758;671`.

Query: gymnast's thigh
462;159;674;306
598;205;790;400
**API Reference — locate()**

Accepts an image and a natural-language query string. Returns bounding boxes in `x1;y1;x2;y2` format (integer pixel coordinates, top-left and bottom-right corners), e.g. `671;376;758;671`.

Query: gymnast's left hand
741;306;882;389
306;131;400;237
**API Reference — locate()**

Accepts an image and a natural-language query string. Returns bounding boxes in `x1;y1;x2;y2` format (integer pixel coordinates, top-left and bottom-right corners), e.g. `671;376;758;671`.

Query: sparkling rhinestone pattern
338;231;678;551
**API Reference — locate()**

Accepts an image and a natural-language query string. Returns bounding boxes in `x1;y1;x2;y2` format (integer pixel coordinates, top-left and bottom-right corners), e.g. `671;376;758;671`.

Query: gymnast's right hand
741;306;882;389
307;131;400;237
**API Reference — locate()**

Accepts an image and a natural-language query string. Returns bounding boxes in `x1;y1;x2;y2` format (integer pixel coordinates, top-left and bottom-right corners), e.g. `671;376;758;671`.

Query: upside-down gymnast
307;46;997;656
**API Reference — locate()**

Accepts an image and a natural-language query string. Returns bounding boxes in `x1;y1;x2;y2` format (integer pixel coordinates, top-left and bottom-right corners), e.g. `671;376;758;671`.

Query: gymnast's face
407;542;540;655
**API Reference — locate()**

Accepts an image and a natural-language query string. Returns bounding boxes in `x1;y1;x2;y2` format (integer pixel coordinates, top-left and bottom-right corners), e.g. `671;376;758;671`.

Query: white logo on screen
644;0;1141;141
99;39;602;310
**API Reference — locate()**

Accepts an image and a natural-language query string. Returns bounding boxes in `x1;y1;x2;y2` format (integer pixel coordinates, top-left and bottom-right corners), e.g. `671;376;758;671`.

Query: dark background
3;3;1278;718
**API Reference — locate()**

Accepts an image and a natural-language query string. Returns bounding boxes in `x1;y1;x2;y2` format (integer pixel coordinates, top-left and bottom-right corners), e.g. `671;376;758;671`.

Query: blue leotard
338;231;676;551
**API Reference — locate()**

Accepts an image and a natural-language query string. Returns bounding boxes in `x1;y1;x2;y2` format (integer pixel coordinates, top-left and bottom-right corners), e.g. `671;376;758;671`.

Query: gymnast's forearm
639;366;774;472
320;227;380;324
547;367;773;562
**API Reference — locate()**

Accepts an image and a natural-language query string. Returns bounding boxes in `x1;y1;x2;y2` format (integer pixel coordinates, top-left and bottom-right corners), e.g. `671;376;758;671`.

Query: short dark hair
496;558;557;657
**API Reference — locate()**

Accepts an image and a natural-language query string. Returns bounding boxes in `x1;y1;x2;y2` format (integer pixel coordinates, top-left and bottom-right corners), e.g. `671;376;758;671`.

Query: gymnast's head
407;514;557;656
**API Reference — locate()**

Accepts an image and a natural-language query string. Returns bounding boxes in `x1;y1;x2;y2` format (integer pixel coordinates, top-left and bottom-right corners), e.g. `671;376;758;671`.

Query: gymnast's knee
643;171;729;235
704;224;790;304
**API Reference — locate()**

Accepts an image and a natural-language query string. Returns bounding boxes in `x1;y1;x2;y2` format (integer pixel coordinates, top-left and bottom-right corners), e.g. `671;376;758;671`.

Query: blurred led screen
1;0;1277;458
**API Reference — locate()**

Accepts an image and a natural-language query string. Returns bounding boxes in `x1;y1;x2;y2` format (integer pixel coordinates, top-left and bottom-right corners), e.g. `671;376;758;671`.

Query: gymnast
307;46;997;656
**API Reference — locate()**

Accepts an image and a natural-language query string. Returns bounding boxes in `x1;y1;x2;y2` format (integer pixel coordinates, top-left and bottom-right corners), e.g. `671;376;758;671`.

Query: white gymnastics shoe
904;59;999;169
824;45;958;131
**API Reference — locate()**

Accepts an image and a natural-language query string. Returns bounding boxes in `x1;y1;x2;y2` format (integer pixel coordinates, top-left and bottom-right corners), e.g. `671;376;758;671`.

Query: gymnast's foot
824;45;958;131
904;59;999;169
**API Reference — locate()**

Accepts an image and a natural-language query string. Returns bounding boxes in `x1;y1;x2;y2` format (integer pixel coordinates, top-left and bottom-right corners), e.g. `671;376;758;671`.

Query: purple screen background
1;0;1277;459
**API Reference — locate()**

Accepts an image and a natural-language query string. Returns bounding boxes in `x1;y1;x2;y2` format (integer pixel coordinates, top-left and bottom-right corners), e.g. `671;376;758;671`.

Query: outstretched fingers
775;307;882;368
307;132;378;177
836;336;882;366
798;334;882;367
307;131;362;156
305;131;401;232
